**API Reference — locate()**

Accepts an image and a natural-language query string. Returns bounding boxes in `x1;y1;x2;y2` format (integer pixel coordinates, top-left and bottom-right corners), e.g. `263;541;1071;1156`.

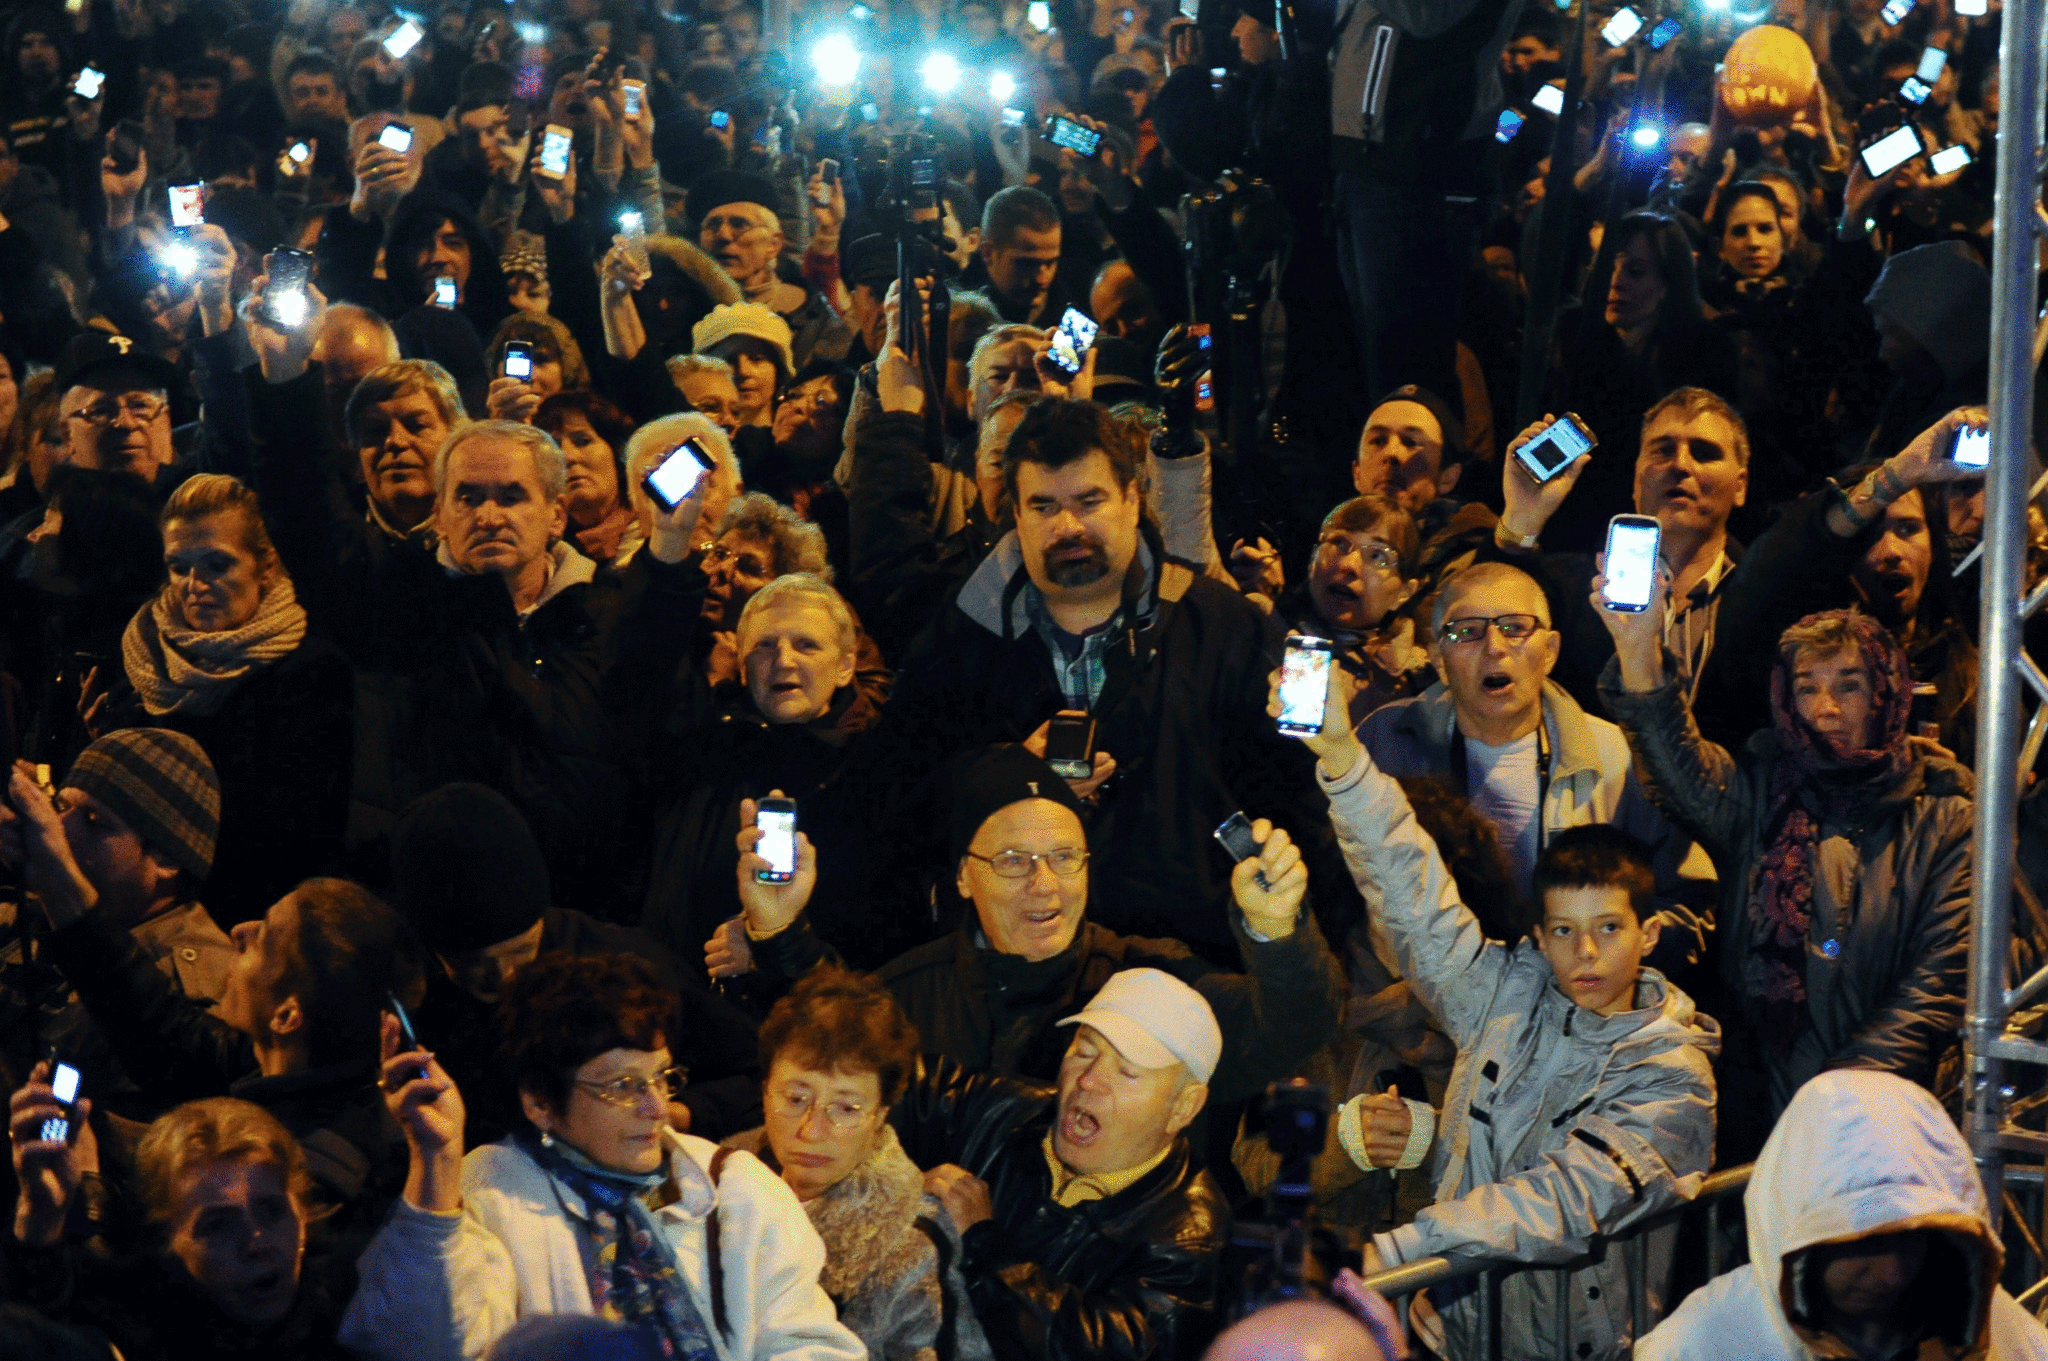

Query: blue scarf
517;1128;721;1360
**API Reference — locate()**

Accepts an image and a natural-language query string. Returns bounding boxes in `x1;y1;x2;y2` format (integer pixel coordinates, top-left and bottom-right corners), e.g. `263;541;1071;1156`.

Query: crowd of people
0;0;2043;1354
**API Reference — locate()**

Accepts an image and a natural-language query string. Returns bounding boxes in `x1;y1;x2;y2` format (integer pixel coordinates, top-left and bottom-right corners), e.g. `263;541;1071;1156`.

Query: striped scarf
122;577;308;718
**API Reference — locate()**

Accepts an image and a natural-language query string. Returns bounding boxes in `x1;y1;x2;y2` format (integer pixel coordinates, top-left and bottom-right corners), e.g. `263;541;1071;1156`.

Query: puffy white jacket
339;1129;868;1361
1640;1070;2048;1361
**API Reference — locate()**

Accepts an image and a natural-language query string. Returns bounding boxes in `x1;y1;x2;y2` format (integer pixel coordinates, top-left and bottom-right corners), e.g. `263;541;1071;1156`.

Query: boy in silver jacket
1271;664;1720;1361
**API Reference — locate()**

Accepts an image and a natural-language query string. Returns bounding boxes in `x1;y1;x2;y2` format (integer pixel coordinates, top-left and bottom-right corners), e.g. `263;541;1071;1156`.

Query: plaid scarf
519;1129;720;1361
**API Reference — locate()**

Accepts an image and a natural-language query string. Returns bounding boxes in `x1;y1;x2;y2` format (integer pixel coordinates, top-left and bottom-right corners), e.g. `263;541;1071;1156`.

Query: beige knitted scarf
122;576;309;718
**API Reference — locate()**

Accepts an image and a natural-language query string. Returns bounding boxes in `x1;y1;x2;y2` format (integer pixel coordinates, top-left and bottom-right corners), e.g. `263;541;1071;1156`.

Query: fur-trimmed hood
640;234;742;351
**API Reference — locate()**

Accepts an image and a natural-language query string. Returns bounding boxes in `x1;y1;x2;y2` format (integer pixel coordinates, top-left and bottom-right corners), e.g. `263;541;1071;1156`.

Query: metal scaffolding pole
1964;0;2048;1230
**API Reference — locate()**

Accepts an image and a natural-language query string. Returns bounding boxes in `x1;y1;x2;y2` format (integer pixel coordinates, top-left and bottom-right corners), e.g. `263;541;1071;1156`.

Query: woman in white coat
339;952;865;1361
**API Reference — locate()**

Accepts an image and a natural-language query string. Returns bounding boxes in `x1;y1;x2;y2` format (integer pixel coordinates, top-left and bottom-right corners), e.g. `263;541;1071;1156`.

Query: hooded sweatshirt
1639;1070;2048;1360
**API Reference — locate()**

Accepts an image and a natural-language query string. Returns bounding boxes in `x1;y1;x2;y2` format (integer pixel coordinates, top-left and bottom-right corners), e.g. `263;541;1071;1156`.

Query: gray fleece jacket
1321;747;1720;1361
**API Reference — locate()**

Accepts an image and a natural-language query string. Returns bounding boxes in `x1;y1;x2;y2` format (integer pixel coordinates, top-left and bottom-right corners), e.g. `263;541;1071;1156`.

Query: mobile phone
168;183;206;227
383;18;424;58
265;248;313;326
1859;123;1923;177
41;1059;80;1145
1514;412;1596;484
433;276;457;307
619;208;648;269
1277;635;1334;736
503;342;534;380
1881;0;1914;22
1028;0;1052;30
1930;143;1972;175
1647;16;1680;48
378;121;415;153
622;79;644;117
1181;0;1199;17
754;798;797;883
1045;115;1102;157
644;438;712;511
1601;514;1662;613
1190;321;1212;351
71;66;105;100
387;993;431;1080
1949;422;1990;470
1044;710;1097;780
1495;108;1526;143
1001;105;1027;128
1955;0;1986;14
1899;76;1932;104
819;157;840;185
1916;46;1947;82
537;123;573;177
1119;7;1135;21
709;109;731;130
1046;306;1099;377
1532;83;1565;117
109;120;145;176
1601;6;1644;47
1213;811;1272;888
288;139;313;165
1194;373;1214;413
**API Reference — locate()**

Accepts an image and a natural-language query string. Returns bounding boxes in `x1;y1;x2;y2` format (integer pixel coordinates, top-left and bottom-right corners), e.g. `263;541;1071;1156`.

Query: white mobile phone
1915;46;1947;82
1277;635;1334;736
754;799;797;883
1929;143;1972;175
1532;82;1565;116
378;121;415;153
168;182;206;227
383;19;424;58
1601;6;1645;46
1950;423;1990;470
623;80;644;117
1859;123;1923;178
1602;515;1662;613
537;124;573;177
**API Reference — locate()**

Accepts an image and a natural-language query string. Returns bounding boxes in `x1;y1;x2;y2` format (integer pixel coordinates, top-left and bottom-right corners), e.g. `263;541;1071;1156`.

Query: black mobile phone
387;993;430;1080
1601;514;1662;613
1045;115;1102;158
1949;422;1990;470
433;276;458;307
1859;123;1923;178
1514;412;1597;484
1044;710;1096;780
643;438;713;512
1899;75;1932;105
754;797;798;883
503;341;534;380
1214;811;1271;888
377;121;416;154
1046;307;1099;377
820;157;839;185
264;248;313;326
42;1057;80;1144
1277;635;1334;736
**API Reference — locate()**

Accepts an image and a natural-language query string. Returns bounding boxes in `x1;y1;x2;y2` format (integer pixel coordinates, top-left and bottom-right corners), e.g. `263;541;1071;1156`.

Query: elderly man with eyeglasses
54;332;183;488
689;171;851;370
716;744;1341;1102
1359;560;1713;959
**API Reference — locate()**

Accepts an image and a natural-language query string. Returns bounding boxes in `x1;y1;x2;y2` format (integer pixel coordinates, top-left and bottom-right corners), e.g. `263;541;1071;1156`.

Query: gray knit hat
65;729;220;880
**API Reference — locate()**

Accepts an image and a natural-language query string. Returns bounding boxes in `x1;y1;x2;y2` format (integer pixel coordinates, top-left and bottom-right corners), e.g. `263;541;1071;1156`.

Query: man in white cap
889;967;1230;1361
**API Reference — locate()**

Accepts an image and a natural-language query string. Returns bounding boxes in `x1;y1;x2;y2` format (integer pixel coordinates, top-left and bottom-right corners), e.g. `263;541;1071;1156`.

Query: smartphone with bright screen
433;277;457;306
1955;0;1986;14
1047;307;1098;376
1899;76;1931;104
622;80;643;117
643;439;711;511
1532;83;1565;116
1881;0;1914;23
1495;108;1526;143
1602;516;1662;613
72;66;104;99
1647;16;1681;48
1180;0;1199;17
1515;413;1595;484
1047;116;1102;157
289;140;312;164
539;125;573;176
168;183;205;227
1028;0;1051;29
503;343;533;380
1277;636;1333;735
1601;6;1644;46
1929;144;1971;175
1916;47;1947;81
1950;424;1990;470
42;1062;80;1143
1860;123;1923;177
378;121;414;153
266;249;312;325
1001;106;1026;128
754;801;797;883
383;19;423;58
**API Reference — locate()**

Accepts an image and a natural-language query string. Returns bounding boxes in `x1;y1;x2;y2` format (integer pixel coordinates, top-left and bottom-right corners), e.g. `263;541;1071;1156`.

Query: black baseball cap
54;331;181;396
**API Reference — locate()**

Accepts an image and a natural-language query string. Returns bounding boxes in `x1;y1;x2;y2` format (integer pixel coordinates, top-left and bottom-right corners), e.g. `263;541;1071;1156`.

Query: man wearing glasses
730;745;1341;1099
689;170;851;370
55;332;183;488
1360;562;1712;952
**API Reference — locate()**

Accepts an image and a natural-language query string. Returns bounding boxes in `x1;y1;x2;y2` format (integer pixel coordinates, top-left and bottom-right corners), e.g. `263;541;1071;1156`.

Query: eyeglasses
699;214;773;239
1315;536;1402;574
965;847;1089;878
702;543;770;576
64;394;167;427
574;1068;685;1108
767;1083;872;1131
1439;614;1546;646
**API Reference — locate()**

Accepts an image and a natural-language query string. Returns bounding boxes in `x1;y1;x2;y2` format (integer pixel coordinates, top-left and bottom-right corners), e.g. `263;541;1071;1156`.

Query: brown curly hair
498;953;677;1112
758;966;921;1106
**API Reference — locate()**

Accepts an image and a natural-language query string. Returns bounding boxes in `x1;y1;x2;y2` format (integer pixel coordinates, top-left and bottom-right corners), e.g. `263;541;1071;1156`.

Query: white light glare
164;242;198;276
1630;124;1662;148
921;51;962;95
272;290;308;327
812;32;862;86
989;70;1017;103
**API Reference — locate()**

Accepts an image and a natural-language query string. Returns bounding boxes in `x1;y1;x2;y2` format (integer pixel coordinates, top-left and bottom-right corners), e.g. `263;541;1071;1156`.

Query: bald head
316;305;401;394
1089;260;1161;350
1204;1301;1397;1361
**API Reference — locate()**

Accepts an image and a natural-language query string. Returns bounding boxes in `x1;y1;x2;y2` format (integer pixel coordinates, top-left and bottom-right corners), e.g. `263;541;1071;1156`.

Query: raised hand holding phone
1590;547;1671;692
1265;657;1363;779
1499;413;1594;545
9;1058;97;1247
378;1011;465;1213
735;793;816;938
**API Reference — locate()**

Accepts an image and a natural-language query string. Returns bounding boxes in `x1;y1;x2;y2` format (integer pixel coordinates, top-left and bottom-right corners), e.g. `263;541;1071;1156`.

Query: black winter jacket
891;1058;1227;1361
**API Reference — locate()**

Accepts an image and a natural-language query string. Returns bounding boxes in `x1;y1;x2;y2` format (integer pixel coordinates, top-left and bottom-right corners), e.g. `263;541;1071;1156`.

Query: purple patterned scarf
1749;611;1914;1049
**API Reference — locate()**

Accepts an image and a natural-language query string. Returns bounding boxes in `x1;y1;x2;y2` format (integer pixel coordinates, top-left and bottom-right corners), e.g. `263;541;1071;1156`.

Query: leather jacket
891;1058;1227;1361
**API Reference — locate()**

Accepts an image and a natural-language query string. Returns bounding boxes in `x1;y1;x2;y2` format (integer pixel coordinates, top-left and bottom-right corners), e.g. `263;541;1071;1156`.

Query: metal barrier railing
1353;1163;1754;1358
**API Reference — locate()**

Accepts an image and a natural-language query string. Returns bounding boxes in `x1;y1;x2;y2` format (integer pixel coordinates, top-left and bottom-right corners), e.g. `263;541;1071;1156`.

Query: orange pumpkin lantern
1717;25;1818;127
